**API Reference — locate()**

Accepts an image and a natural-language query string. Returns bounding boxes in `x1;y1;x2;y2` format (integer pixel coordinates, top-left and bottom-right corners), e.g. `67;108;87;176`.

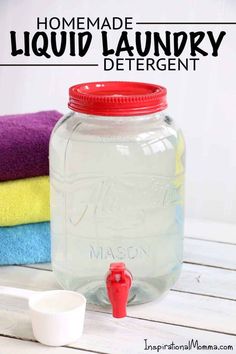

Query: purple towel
0;110;62;181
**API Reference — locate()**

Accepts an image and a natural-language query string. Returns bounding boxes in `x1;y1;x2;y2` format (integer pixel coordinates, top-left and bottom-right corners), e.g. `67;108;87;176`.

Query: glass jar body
49;111;185;305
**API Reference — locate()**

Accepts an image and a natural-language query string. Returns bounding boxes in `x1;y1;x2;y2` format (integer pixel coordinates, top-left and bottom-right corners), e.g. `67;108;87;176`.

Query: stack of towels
0;111;62;265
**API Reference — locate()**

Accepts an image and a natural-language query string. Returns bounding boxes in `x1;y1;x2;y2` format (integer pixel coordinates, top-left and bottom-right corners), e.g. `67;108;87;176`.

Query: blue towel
0;222;50;265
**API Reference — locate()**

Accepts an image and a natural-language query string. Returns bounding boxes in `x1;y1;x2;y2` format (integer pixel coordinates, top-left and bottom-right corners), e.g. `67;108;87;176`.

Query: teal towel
0;222;50;265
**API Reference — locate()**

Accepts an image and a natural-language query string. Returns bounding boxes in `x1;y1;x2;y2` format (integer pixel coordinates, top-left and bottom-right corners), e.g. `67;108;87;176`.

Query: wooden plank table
0;218;235;353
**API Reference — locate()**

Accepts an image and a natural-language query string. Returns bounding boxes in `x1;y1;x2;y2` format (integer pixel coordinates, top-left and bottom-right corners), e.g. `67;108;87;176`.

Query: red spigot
106;262;132;318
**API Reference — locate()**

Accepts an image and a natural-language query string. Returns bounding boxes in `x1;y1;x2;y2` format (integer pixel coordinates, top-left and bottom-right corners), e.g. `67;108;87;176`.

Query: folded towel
0;222;50;265
0;110;62;181
0;176;49;226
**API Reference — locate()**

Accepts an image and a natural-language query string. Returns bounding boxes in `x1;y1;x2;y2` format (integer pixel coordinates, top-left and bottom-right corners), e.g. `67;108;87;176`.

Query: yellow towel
174;132;185;199
175;132;185;176
0;176;49;226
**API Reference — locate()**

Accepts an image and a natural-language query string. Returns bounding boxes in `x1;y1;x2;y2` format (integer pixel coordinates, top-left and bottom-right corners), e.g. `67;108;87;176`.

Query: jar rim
68;81;167;116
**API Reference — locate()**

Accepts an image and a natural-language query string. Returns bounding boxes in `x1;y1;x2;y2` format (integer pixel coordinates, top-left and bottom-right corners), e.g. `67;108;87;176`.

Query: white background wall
0;0;236;223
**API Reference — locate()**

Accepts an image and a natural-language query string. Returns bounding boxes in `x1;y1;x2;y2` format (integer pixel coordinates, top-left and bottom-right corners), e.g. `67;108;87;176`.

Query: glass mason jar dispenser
49;81;185;318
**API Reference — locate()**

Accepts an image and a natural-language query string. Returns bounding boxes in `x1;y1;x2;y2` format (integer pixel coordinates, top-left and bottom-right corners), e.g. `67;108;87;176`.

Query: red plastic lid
68;81;167;116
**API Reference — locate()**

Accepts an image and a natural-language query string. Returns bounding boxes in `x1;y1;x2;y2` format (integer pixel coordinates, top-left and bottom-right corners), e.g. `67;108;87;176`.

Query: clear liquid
50;114;184;305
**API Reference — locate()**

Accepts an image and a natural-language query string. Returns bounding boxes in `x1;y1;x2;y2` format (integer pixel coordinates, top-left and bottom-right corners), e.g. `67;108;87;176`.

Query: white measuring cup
0;286;86;346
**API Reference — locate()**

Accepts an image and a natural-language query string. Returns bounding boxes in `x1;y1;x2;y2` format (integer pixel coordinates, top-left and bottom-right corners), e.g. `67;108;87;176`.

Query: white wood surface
185;218;236;244
0;337;88;354
184;238;236;270
0;218;235;353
